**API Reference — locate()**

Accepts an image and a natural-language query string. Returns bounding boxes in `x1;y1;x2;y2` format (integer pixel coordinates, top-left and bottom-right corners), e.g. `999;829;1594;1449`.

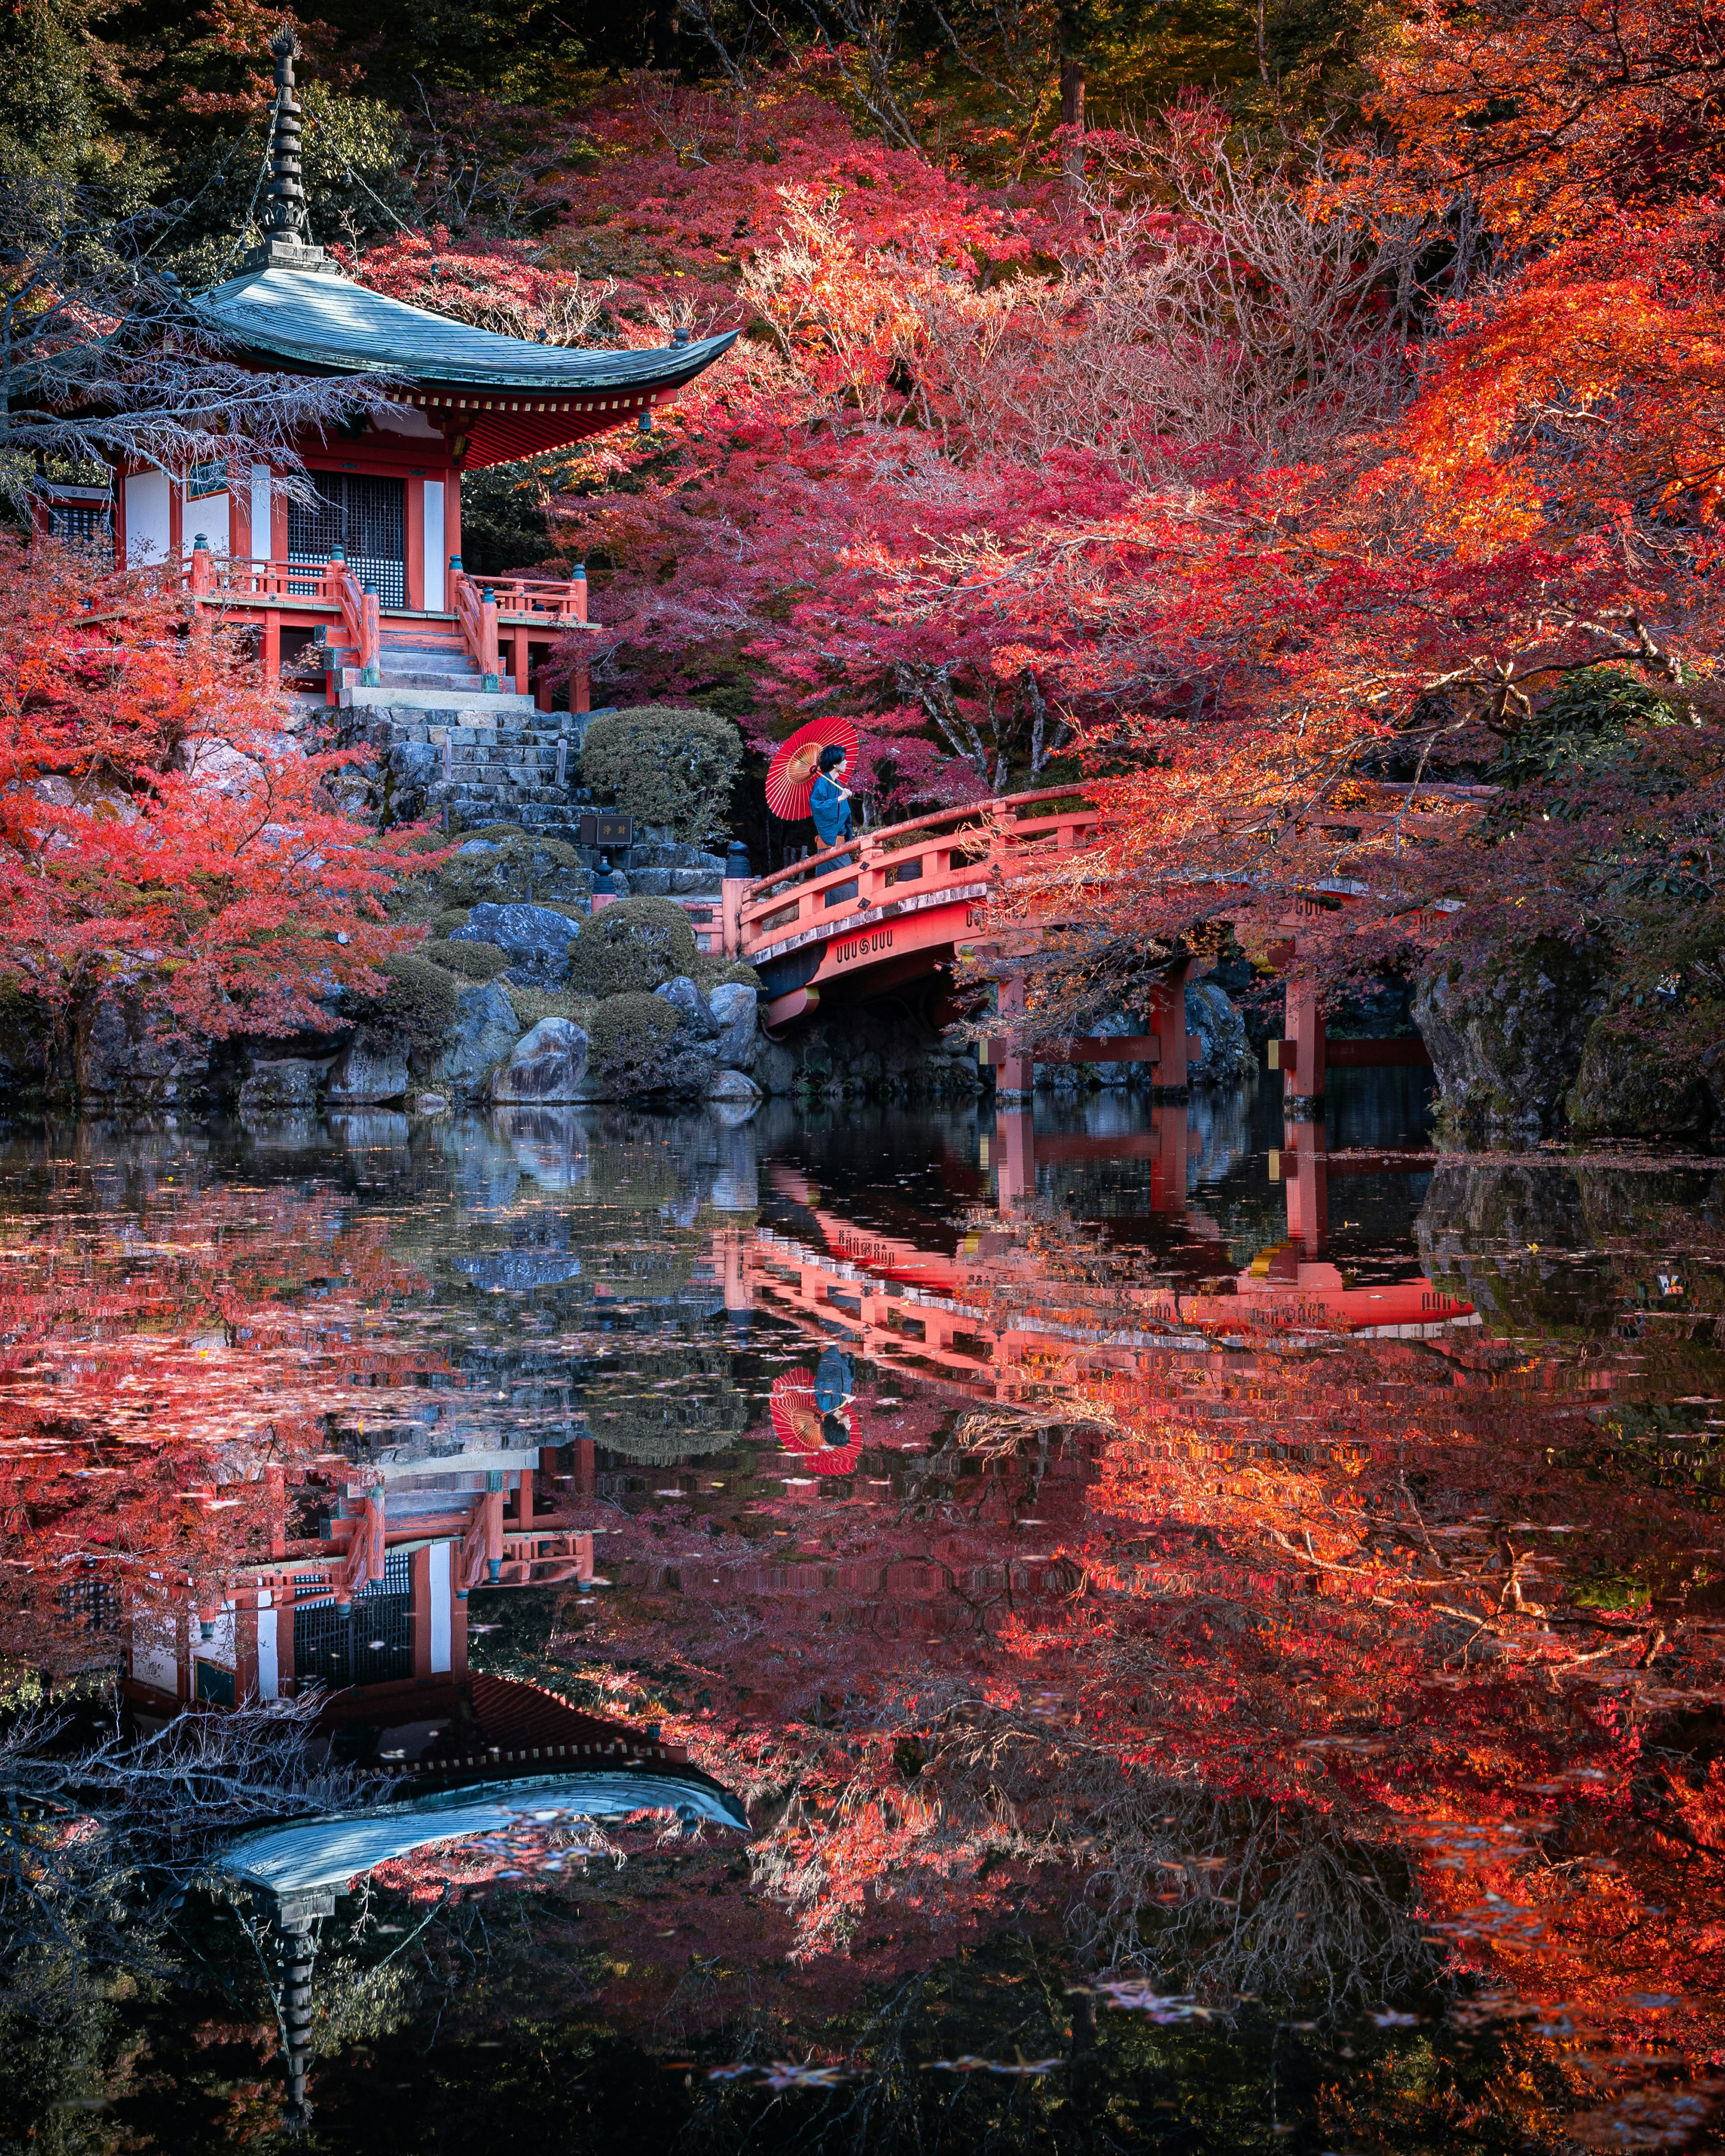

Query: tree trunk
1058;5;1086;187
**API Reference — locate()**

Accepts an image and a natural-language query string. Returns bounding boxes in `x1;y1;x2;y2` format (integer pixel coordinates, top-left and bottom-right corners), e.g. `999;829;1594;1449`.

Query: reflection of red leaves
1567;2082;1722;2151
0;1180;444;1671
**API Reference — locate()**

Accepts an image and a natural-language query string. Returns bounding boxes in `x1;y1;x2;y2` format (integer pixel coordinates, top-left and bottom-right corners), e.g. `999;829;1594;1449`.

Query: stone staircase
384;708;586;832
323;613;540;714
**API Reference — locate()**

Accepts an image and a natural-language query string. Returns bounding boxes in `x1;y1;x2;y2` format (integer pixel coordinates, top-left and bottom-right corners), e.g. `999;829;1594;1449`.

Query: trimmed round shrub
692;954;762;997
577;706;743;847
353;954;460;1053
432;907;471;938
587;992;705;1094
583;1345;750;1462
566;897;698;998
422;937;509;981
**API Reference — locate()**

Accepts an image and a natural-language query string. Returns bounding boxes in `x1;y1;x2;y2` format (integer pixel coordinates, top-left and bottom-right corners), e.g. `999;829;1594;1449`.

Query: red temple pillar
1283;1116;1329;1252
1149;1101;1190;1215
444;477;463;616
1149;959;1191;1090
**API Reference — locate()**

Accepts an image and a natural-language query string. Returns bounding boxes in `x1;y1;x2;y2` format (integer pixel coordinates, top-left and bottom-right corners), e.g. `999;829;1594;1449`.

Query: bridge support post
995;973;1033;1098
1284;977;1326;1118
1281;1116;1329;1252
995;1108;1035;1207
1148;959;1192;1094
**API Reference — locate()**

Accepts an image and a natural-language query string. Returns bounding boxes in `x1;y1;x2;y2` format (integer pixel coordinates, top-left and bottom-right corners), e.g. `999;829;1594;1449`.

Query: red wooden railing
484;569;590;625
732;786;1098;962
451;567;502;691
331;554;380;683
175;540;597;706
177;547;337;606
178;541;380;677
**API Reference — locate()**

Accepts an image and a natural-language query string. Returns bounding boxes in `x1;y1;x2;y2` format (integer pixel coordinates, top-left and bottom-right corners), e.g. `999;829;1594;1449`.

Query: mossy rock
422;937;509;982
351;954;460;1054
577;706;743;848
566;898;699;998
429;836;592;912
587;991;709;1094
508;987;601;1034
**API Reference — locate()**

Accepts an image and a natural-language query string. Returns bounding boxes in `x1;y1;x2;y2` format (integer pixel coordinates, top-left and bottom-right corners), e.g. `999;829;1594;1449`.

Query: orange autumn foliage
0;537;429;1042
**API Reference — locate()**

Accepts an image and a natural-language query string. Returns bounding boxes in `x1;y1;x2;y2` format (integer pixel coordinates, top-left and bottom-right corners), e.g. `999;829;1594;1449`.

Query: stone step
341;684;541;715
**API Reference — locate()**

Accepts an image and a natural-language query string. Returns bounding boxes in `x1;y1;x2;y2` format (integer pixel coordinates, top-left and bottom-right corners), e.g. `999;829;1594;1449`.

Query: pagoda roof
192;262;739;468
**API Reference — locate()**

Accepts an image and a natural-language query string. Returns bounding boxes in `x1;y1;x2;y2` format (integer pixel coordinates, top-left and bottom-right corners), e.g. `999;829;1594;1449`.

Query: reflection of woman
770;1361;862;1473
814;1346;854;1449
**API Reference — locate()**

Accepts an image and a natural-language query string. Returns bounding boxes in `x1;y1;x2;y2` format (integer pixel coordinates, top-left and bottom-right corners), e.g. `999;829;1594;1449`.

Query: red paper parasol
769;1368;861;1476
765;718;859;822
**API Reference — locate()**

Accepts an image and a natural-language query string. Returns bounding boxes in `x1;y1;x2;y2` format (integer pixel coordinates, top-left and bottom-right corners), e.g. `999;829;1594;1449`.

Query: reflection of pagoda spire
241;27;334;274
272;1886;334;2129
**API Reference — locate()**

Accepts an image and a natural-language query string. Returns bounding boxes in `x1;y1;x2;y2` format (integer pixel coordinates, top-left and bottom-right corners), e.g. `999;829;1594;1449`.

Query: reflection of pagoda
108;29;735;716
217;1674;746;2128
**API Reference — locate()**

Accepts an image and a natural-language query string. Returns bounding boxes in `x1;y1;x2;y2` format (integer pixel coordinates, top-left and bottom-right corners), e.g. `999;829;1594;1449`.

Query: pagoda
115;28;737;713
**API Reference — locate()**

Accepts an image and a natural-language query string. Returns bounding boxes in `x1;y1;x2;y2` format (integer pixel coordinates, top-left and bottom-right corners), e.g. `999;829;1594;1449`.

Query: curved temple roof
193;264;739;468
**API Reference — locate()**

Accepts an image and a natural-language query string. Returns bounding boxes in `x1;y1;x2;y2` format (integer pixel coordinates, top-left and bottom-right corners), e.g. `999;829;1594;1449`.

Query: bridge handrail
737;786;1106;956
743;785;1101;902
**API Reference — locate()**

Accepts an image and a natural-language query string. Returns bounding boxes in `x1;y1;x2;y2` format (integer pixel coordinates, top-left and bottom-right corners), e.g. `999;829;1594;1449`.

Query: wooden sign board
578;813;633;848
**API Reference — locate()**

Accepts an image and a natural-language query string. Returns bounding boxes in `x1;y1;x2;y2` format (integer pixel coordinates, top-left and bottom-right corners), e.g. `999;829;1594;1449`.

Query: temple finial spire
239;22;336;274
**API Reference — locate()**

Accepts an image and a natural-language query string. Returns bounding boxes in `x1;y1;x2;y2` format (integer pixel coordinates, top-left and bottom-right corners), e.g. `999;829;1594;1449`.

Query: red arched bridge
718;785;1449;1093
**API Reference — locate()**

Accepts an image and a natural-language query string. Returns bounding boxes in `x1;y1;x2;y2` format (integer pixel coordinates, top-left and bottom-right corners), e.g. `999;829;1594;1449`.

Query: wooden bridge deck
725;784;1451;1092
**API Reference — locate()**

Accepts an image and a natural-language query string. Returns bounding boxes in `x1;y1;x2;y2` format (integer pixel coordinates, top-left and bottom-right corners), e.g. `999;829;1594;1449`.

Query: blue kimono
815;1347;854;1414
809;772;854;849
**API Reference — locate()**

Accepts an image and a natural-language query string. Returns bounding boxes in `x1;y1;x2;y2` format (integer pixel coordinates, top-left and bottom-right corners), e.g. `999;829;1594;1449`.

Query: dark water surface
4;1075;1725;2155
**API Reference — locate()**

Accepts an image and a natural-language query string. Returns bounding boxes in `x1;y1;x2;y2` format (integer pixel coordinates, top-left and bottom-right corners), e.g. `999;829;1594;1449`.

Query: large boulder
489;1017;591;1103
1185;981;1250;1086
1566;1021;1718;1139
1412;941;1607;1141
76;998;208;1105
327;1039;409;1106
171;736;266;799
705;1066;761;1104
708;981;759;1071
433;979;522;1098
238;1057;325;1116
654;975;721;1040
451;902;582;990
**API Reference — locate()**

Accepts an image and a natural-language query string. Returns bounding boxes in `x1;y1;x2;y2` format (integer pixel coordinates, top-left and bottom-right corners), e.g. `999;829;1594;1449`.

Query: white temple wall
124;470;172;565
422;481;446;611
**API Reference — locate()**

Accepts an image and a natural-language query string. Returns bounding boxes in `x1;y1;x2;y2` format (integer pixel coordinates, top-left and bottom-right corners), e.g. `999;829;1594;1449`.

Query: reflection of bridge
740;1107;1476;1413
723;786;1447;1097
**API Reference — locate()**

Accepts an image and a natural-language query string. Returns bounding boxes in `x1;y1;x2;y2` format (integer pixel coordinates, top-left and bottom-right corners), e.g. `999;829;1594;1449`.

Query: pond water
4;1074;1725;2155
